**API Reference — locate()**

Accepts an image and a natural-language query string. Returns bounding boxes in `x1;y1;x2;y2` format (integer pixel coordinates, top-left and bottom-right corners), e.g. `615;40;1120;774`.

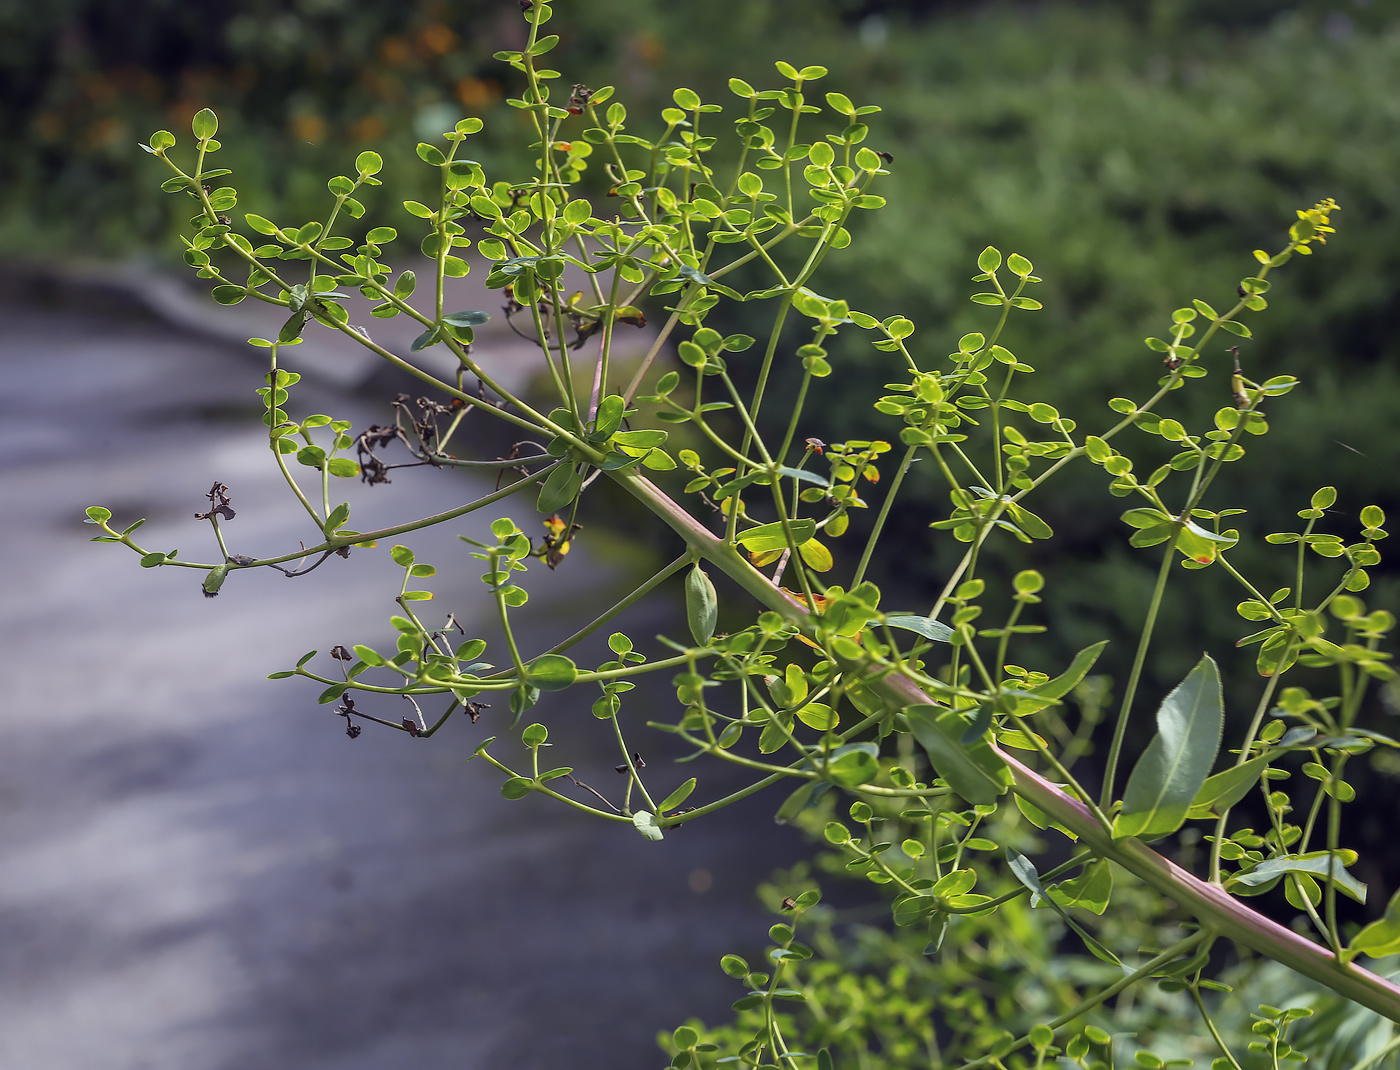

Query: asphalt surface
0;282;802;1069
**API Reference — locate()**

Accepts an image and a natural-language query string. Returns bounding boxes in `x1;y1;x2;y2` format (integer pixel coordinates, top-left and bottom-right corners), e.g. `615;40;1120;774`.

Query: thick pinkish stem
611;469;1400;1022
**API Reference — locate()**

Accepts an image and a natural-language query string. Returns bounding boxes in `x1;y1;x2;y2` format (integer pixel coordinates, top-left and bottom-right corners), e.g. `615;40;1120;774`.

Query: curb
0;258;659;400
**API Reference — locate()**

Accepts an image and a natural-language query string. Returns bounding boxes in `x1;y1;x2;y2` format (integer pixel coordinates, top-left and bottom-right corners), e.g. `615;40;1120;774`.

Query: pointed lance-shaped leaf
1231;852;1367;903
658;778;696;813
906;705;1010;805
1006;850;1120;964
1114;655;1224;839
774;780;831;825
1032;641;1109;701
1187;753;1273;818
1350;886;1400;959
884;615;953;643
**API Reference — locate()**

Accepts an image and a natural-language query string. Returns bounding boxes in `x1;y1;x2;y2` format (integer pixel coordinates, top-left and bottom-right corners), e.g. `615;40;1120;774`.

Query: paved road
0;289;801;1068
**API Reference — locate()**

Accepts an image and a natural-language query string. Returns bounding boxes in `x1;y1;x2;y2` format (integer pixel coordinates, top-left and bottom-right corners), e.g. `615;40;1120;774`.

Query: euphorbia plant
86;3;1399;1065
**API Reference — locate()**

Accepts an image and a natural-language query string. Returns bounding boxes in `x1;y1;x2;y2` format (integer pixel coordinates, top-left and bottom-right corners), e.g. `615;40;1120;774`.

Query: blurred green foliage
2;0;516;251
661;793;1400;1069
7;0;1398;721
809;5;1400;731
745;3;1400;723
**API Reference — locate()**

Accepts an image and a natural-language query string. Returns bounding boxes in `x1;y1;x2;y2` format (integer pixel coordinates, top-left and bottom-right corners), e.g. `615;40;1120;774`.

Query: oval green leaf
526;653;577;691
537;462;583;514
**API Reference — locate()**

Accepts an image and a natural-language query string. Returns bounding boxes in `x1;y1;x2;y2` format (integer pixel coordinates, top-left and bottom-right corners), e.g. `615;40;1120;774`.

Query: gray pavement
0;286;801;1068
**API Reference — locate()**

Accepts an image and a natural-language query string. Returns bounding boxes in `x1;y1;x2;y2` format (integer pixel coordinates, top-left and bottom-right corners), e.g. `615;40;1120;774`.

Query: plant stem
1210;665;1287;883
953;932;1211;1070
852;443;919;587
536;553;691;658
1100;537;1178;810
610;712;658;813
1190;983;1246;1070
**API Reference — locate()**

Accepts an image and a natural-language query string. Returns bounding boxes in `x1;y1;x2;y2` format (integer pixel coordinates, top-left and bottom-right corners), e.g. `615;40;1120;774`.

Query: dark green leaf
906;705;1010;804
537;462;583;514
211;285;246;305
526;653;577;691
685;565;718;645
776;466;830;487
1233;853;1367;903
1007;850;1121;964
884;615;953;643
410;328;440;351
598;451;642;471
442;310;490;327
774;781;829;824
1114;655;1224;839
1350;887;1400;958
1187;753;1271;818
960;700;995;745
1032;641;1110;700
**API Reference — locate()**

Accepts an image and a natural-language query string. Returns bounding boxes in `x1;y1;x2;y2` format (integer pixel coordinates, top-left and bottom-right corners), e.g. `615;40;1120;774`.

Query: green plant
86;3;1399;1065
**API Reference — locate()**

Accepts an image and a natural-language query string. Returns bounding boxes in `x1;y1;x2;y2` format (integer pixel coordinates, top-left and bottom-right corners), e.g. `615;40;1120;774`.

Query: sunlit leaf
1114;656;1223;840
